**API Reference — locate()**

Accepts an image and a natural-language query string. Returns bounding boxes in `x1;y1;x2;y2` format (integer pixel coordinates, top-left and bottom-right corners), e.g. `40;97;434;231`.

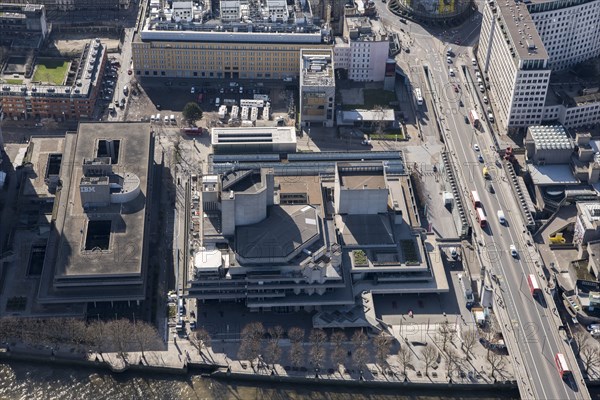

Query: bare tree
330;330;347;372
444;347;459;379
487;351;507;379
573;330;590;357
288;327;305;368
397;345;413;377
133;321;161;361
351;330;369;372
373;332;392;372
107;319;135;364
422;344;439;376
461;328;478;360
238;322;265;368
309;329;328;372
581;344;600;376
192;328;212;357
264;326;284;369
437;320;455;352
86;320;109;356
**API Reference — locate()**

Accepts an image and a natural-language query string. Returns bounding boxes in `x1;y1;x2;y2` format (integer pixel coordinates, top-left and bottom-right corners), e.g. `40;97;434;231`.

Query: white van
449;68;455;77
497;210;506;225
472;58;477;66
170;114;176;124
156;113;161;122
150;114;156;122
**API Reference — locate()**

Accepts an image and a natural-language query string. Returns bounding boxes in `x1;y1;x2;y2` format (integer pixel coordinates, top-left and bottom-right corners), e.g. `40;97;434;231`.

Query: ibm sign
80;186;96;193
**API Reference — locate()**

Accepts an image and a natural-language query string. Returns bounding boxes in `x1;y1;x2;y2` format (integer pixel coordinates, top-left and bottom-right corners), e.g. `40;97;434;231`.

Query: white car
473;144;480;152
191;86;195;94
510;244;518;257
483;96;489;104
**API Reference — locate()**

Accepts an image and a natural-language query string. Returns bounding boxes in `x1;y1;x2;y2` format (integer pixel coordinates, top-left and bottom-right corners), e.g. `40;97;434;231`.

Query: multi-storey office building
333;16;390;82
528;0;600;71
477;0;600;131
36;123;154;319
478;0;551;131
299;49;335;127
0;39;106;121
132;0;332;80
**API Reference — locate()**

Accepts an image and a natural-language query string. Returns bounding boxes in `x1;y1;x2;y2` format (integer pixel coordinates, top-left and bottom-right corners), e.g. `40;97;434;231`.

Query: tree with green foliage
182;102;203;123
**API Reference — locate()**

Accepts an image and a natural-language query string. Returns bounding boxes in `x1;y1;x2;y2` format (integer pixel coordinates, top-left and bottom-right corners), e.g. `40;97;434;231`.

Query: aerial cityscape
0;0;599;398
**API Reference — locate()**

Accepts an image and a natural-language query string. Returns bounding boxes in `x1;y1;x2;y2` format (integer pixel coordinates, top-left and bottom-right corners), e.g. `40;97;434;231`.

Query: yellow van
483;167;490;179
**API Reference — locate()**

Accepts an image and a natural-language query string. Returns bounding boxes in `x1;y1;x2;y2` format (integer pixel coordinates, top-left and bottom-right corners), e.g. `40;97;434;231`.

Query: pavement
2;322;514;386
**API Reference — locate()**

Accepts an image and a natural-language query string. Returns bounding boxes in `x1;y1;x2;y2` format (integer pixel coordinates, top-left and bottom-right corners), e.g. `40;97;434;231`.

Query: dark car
464;116;470;124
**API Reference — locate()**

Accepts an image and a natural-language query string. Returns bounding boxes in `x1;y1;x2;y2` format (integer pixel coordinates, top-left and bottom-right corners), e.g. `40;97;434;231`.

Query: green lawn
5;79;23;85
342;88;398;110
33;59;69;85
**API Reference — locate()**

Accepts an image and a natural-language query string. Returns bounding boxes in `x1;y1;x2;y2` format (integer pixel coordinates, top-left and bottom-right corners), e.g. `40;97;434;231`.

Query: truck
468;110;480;128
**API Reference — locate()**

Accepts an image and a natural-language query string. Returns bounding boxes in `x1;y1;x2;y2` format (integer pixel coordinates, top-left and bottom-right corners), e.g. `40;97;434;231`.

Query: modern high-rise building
477;0;600;131
478;0;551;130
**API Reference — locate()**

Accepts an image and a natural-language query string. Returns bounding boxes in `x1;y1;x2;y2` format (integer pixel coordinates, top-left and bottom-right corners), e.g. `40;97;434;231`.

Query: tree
330;330;347;372
182;102;203;123
444;347;459;379
288;327;305;368
461;328;478;360
264;326;283;368
487;351;507;379
238;322;265;367
581;344;600;376
437;320;455;352
192;328;212;357
86;320;109;355
373;332;392;372
309;329;328;373
133;321;161;361
397;345;413;377
351;330;369;371
107;319;135;364
422;344;439;376
573;330;590;357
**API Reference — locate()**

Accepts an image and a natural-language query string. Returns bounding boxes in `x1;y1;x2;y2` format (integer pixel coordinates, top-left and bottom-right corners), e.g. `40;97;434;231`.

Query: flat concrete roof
495;0;548;62
236;205;320;260
529;164;579;185
21;137;64;198
337;214;395;246
275;175;323;206
339;171;386;190
38;122;153;303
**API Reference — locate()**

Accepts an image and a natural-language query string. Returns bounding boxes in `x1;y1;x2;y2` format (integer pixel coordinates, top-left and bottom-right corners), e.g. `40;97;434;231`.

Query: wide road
419;33;590;399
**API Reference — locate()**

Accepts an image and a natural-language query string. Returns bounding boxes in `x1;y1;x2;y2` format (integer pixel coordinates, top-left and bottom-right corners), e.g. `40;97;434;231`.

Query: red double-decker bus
476;207;487;228
527;274;541;297
555;353;571;379
470;191;482;208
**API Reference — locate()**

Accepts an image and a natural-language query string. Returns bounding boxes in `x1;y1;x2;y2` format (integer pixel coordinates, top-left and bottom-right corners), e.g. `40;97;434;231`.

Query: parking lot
123;78;297;128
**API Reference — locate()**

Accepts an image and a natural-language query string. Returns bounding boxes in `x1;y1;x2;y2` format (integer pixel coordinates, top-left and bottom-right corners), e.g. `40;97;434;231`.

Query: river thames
0;360;523;400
